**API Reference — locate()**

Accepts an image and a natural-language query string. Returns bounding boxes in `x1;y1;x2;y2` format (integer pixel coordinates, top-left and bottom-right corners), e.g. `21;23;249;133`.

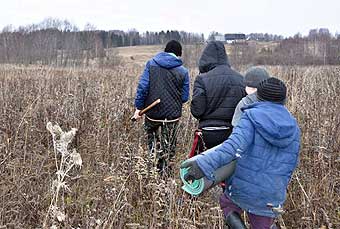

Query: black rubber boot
270;222;278;229
225;212;247;229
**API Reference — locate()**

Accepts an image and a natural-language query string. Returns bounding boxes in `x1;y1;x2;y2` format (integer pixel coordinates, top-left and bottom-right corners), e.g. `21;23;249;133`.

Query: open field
114;45;163;66
0;62;339;228
112;41;279;67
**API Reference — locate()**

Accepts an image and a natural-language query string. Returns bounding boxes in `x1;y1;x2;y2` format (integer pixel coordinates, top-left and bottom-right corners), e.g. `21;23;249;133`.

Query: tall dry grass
0;64;339;228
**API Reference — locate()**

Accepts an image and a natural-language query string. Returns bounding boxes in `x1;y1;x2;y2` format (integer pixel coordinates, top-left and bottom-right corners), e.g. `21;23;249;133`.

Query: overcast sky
1;0;339;37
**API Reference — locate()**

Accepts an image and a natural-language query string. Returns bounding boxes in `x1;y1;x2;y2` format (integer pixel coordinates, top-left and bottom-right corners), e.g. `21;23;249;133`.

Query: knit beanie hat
165;40;182;57
257;77;287;104
244;67;270;88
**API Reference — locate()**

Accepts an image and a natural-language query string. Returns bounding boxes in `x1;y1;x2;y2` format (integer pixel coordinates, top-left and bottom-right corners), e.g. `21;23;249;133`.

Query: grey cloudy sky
1;0;339;37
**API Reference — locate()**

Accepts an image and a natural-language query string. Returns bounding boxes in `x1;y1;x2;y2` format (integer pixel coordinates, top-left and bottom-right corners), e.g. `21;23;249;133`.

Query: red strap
188;130;201;158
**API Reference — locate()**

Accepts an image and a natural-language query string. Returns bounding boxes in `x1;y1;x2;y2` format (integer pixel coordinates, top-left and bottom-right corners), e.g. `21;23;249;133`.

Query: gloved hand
180;158;205;182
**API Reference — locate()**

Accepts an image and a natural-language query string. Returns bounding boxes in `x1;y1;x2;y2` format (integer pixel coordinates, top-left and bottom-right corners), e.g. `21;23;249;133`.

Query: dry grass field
0;56;339;228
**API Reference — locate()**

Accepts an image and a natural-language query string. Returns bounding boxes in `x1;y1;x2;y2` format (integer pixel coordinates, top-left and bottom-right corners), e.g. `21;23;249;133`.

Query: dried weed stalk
43;122;81;228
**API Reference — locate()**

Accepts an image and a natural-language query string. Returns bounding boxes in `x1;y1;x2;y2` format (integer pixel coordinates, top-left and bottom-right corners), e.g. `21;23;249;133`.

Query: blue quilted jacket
195;102;300;217
134;52;190;111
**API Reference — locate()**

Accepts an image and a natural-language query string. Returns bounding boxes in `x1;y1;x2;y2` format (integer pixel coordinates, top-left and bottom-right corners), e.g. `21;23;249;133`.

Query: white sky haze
1;0;339;37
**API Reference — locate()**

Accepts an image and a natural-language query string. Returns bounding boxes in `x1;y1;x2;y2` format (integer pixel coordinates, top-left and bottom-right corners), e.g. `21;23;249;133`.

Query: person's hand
132;109;142;120
180;158;205;182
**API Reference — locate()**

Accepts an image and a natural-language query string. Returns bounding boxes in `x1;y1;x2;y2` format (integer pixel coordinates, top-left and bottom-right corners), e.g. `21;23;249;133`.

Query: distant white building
214;35;225;42
213;34;246;43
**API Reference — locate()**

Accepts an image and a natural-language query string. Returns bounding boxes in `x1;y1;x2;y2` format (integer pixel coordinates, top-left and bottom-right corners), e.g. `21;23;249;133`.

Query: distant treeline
0;18;204;66
0;18;339;67
247;33;284;41
230;28;340;66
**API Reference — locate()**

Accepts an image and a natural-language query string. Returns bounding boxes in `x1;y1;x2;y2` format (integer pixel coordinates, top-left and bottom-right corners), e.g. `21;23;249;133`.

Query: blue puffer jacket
135;52;190;110
195;102;300;217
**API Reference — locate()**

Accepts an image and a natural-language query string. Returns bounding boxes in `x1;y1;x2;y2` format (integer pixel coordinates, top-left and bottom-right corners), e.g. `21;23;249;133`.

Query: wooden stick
131;99;161;121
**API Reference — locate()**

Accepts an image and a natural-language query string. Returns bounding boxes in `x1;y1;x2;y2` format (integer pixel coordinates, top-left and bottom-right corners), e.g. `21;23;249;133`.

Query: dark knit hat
257;77;287;104
244;67;270;88
165;40;182;57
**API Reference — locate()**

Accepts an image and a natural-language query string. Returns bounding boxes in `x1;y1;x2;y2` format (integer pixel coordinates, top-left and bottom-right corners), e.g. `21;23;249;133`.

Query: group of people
132;40;300;229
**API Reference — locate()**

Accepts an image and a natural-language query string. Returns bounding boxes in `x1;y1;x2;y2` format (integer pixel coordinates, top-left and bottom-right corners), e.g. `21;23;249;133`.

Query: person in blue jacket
133;40;190;174
181;78;300;228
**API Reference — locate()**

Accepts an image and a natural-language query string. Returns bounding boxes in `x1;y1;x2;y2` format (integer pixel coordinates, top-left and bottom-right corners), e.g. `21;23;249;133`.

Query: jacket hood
242;93;258;105
243;102;299;147
199;41;230;73
153;52;183;69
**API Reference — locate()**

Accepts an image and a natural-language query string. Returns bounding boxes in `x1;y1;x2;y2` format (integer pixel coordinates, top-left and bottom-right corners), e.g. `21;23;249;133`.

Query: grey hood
198;41;230;73
231;93;258;127
242;92;258;106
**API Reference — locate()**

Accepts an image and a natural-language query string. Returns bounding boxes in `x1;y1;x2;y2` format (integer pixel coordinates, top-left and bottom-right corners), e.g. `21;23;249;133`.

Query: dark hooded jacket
191;41;245;128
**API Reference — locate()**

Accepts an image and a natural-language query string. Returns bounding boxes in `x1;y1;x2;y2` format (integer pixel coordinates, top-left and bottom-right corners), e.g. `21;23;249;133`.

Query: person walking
133;40;190;175
232;66;270;127
190;41;245;150
182;78;300;229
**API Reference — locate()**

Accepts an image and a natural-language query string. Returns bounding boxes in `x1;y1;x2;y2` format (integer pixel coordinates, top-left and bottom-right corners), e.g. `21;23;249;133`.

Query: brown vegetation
0;63;339;228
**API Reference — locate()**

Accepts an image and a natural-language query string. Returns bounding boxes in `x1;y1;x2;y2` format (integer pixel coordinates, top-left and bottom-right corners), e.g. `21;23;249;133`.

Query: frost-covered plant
43;122;81;227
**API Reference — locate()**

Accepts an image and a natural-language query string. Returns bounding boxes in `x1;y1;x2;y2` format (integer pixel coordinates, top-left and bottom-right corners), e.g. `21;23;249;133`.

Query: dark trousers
201;127;233;191
144;118;179;174
220;193;275;229
202;128;232;149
